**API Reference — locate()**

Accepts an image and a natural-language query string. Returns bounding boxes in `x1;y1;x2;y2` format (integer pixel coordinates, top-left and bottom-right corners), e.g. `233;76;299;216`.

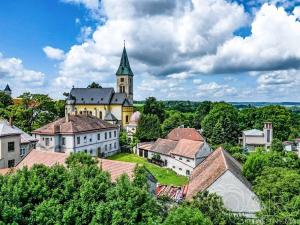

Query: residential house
138;128;211;176
0;120;37;168
240;122;273;152
32;114;120;157
186;147;261;218
0;149;157;194
283;139;300;157
65;45;134;128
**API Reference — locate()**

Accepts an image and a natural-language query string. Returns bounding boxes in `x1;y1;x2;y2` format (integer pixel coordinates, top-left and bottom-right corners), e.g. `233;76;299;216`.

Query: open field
108;153;188;186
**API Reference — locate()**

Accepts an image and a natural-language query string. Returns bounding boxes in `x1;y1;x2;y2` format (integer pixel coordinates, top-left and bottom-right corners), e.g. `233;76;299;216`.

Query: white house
283;139;300;157
138;128;211;176
186;147;261;218
0;120;37;168
240;122;273;152
32;114;120;157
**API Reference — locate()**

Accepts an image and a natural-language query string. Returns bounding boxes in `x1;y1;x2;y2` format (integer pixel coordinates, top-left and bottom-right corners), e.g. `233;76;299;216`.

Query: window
186;159;190;162
90;150;93;154
100;111;102;119
20;148;26;156
114;142;117;149
109;132;111;138
45;138;50;146
42;137;44;141
186;170;190;176
105;145;107;151
77;137;80;145
179;168;182;171
172;166;175;169
120;78;124;82
8;142;15;152
90;138;92;142
119;85;125;93
109;144;112;150
84;150;87;153
126;115;129;123
105;132;107;139
84;136;87;143
97;133;100;141
179;157;182;160
62;137;66;145
114;131;117;137
8;159;15;168
80;111;83;115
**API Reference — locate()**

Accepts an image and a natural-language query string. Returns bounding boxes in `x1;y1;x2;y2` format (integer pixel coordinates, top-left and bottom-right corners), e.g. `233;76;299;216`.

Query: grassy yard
108;153;188;186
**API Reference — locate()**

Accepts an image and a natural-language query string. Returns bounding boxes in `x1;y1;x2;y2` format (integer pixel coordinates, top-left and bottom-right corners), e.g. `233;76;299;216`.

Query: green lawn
108;153;188;186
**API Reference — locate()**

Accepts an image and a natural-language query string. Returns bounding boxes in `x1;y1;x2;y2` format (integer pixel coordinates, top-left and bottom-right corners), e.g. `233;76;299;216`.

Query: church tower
4;84;11;97
116;44;134;103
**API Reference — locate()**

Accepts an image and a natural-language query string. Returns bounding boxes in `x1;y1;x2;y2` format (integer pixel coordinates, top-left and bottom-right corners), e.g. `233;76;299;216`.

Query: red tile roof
150;138;178;155
167;128;204;141
186;147;251;199
0;168;13;176
3;150;135;182
32;115;117;135
170;139;204;158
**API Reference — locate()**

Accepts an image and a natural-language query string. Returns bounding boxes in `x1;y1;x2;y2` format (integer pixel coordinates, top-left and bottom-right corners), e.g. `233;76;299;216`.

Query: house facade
186;147;261;218
0;120;37;168
138;128;211;176
283;139;300;157
65;46;134;128
32;115;120;157
240;122;273;151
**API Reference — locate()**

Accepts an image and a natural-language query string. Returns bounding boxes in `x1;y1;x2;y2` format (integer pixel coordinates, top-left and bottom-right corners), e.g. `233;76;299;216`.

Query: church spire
116;43;134;76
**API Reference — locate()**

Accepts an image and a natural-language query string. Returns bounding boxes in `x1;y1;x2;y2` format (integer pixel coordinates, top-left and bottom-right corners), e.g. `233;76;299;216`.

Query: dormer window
101;98;104;101
120;78;124;82
81;98;84;101
91;98;94;101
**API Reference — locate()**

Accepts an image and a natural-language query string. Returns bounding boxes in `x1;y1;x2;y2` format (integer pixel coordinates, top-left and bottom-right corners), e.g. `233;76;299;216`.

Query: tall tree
211;121;225;145
136;114;161;141
194;101;212;129
202;102;239;144
87;82;102;88
0;92;13;108
143;97;165;122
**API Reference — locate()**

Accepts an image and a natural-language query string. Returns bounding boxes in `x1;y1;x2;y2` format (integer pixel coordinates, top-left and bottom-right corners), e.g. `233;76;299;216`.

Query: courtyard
108;153;188;186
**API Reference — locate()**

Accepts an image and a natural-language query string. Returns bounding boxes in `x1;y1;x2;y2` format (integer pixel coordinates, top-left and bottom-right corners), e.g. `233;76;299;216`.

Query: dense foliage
136;114;161;141
0;92;65;132
242;148;300;224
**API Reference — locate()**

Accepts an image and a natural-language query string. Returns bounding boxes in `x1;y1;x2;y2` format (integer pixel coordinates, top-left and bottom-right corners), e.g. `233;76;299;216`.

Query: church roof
4;84;11;92
104;111;118;121
69;88;131;106
243;129;264;136
116;46;134;77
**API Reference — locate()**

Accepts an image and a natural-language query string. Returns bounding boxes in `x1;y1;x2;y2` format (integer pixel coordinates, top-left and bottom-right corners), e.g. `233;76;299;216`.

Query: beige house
187;147;261;218
0;120;37;168
32;114;120;157
138;128;211;176
240;122;273;151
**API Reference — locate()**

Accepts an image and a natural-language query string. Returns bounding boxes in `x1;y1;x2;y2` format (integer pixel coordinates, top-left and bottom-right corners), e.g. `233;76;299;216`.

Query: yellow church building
65;46;134;128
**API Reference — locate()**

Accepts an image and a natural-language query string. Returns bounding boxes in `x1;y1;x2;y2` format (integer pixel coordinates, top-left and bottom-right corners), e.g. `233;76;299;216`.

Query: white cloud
62;0;99;10
293;6;300;18
196;4;300;73
43;46;65;60
55;0;248;90
193;79;202;84
196;82;237;99
0;53;45;87
77;26;93;42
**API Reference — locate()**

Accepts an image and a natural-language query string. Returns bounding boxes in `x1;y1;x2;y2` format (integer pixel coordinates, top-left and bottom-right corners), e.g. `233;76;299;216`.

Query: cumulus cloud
196;4;300;74
54;0;248;90
43;46;65;60
0;53;45;90
196;82;237;99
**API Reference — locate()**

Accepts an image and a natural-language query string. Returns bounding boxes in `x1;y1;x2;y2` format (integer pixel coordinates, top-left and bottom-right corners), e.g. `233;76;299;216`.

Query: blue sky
0;0;300;101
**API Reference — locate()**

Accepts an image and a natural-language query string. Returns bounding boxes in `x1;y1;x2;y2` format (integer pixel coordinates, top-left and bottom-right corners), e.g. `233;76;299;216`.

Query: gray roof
111;93;126;105
243;129;264;136
0;120;22;137
69;88;132;106
4;84;11;92
104;111;118;121
70;88;115;105
12;126;38;144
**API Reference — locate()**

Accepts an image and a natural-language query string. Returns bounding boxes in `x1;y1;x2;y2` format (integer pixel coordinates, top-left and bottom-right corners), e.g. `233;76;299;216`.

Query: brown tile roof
139;142;154;151
0;168;13;176
7;150;135;182
170;139;204;159
32;115;117;135
186;147;252;199
150;138;178;155
167;128;204;141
